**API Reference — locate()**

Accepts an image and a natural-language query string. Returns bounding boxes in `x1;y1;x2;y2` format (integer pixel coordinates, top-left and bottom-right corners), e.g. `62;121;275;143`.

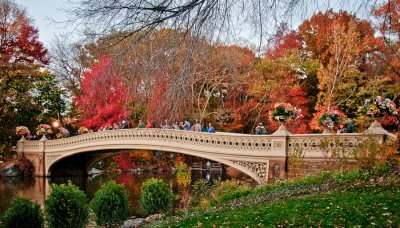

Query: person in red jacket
145;121;153;128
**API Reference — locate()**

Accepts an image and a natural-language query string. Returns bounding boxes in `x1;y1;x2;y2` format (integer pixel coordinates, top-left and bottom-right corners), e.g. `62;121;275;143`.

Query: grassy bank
151;163;400;227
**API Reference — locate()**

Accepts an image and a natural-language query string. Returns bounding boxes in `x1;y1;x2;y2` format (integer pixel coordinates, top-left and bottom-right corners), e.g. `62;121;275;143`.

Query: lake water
0;169;224;219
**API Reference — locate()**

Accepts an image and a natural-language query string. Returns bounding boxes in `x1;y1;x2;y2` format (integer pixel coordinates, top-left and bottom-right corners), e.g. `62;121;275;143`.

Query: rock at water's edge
1;164;21;177
122;218;146;228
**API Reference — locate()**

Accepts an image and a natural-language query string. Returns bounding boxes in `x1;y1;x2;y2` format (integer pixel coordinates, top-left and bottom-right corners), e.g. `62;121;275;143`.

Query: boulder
145;214;165;223
88;167;102;175
122;218;146;228
1;164;21;177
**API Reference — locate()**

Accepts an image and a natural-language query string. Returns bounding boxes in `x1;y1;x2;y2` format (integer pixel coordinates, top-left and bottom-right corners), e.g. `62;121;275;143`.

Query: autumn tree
190;45;255;125
244;50;317;134
372;0;400;103
50;35;91;97
297;10;386;131
374;0;400;78
75;55;130;129
299;10;376;67
370;0;400;131
0;0;58;143
65;29;256;127
316;19;363;112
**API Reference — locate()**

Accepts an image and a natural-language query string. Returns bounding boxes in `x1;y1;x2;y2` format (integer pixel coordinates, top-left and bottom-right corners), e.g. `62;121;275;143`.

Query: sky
17;0;70;49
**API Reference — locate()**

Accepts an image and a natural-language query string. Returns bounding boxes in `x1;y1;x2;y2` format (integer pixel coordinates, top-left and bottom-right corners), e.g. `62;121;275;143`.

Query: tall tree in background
190;45;255;125
298;10;381;130
33;72;67;124
75;55;130;129
373;0;400;102
316;19;362;112
374;0;400;78
50;35;90;98
372;0;400;131
0;0;55;143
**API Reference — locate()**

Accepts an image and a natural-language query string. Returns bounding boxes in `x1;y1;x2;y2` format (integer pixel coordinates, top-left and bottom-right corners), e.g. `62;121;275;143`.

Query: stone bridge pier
16;121;396;185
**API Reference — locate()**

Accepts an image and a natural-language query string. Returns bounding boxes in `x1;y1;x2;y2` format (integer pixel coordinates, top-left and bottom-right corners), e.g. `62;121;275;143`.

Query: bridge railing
16;121;396;160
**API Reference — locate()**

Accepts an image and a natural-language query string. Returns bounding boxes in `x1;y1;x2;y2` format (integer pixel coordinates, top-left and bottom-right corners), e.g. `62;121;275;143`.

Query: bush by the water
90;181;131;227
176;163;191;188
18;157;35;177
139;178;174;216
44;182;89;228
2;197;44;228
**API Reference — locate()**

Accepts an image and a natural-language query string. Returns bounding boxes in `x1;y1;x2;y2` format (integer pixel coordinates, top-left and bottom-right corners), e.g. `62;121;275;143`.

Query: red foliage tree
299;10;376;66
266;23;301;59
75;55;130;129
174;155;186;165
0;0;48;65
113;154;133;171
373;0;400;78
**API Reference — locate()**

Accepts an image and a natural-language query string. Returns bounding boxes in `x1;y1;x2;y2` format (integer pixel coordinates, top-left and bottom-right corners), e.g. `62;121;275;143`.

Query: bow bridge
16;121;395;184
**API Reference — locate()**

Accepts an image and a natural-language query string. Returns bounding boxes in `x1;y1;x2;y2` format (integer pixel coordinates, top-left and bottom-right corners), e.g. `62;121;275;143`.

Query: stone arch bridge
16;121;395;184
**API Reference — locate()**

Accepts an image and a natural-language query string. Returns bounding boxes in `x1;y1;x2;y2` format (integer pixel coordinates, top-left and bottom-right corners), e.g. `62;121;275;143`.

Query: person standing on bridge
192;120;202;132
208;123;215;133
201;123;208;132
120;120;129;129
346;119;355;133
172;121;180;130
183;119;191;131
255;123;267;135
161;119;173;129
137;120;145;128
145;121;153;128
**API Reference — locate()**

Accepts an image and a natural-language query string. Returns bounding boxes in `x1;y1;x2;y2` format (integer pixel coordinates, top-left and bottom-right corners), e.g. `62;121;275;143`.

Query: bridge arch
47;143;267;184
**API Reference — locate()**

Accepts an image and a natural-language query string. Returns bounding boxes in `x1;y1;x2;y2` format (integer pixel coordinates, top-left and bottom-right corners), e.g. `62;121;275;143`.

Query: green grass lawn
182;188;400;227
161;185;400;227
150;165;400;227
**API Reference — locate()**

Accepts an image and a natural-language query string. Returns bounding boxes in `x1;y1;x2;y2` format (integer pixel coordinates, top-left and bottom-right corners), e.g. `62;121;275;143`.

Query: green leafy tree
33;72;66;124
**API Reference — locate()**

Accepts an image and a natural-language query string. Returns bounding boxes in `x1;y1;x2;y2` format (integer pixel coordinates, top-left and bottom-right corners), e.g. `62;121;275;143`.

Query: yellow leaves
317;18;364;109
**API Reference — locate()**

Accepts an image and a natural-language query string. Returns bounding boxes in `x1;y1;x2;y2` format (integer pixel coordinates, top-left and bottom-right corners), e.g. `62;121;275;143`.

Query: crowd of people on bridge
97;119;216;133
90;118;355;136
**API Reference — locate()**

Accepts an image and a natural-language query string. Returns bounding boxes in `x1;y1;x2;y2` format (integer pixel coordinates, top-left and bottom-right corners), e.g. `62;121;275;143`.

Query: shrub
176;163;191;188
210;179;242;199
191;179;213;207
139;178;174;216
90;181;131;227
209;180;250;205
44;182;89;228
2;197;44;228
18;157;35;177
352;137;397;171
192;179;212;196
197;198;211;210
